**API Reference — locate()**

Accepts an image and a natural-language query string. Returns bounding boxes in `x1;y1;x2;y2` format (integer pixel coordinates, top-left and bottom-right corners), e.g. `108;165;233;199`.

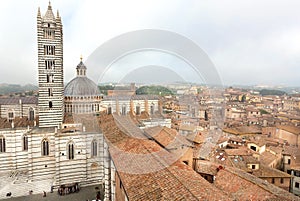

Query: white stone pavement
0;172;53;200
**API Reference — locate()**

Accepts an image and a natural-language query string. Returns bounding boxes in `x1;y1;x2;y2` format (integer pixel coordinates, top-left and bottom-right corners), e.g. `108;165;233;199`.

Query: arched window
136;104;141;115
92;140;97;157
0;135;6;153
122;105;126;115
107;105;112;115
23;134;28;151
29;108;34;121
46;74;54;83
49;101;53;108
150;104;155;115
8;110;14;122
68;143;74;160
48;88;53;96
42;139;49;156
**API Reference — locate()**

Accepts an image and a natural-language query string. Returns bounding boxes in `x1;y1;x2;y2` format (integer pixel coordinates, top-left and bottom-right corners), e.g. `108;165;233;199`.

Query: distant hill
259;89;287;96
136;85;174;96
0;84;38;95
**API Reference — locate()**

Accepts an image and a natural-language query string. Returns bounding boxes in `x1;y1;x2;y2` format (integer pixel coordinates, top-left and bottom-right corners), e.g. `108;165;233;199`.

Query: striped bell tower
37;2;64;128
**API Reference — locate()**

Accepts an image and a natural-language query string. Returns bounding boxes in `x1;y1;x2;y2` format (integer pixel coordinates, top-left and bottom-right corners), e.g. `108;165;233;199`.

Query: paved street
0;185;104;201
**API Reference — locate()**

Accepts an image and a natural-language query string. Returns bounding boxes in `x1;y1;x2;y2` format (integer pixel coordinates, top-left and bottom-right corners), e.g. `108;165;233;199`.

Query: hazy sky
0;0;300;86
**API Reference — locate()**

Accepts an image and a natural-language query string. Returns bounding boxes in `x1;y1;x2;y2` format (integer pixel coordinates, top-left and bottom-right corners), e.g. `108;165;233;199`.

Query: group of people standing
58;183;80;196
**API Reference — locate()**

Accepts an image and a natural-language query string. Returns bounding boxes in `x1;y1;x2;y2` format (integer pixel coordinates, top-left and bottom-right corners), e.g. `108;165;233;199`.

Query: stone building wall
0;126;105;187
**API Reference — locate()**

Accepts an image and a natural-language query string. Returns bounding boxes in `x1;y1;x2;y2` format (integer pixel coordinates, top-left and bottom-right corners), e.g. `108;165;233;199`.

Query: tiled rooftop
260;150;279;166
195;160;299;200
0;97;37;105
144;126;192;150
224;147;255;156
223;125;262;135
98;114;300;200
277;125;300;135
252;164;291;178
0;117;38;129
98;114;231;200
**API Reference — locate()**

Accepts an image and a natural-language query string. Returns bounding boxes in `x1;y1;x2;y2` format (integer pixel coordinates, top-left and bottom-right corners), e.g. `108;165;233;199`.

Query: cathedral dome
64;59;100;97
64;76;100;97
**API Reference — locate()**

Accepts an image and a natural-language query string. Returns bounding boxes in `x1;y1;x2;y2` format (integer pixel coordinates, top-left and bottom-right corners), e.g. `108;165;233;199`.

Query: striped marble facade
37;3;64;128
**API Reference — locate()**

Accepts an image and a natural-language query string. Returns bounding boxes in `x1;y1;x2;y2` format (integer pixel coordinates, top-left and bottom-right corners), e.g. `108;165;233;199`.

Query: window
92;140;97;157
23;135;28;151
287;169;291;175
8;111;14;122
42;139;49;156
45;60;55;70
250;145;257;152
295;182;299;188
271;178;275;184
252;165;256;169
136;105;141;115
46;74;54;83
29;108;34;121
295;171;300;177
68;143;74;160
150;104;155;115
107;106;112;115
8;112;14;119
122;105;126;115
48;88;53;96
49;101;53;108
288;158;291;165
43;29;55;39
280;178;284;184
44;45;55;55
204;110;208;121
0;136;6;153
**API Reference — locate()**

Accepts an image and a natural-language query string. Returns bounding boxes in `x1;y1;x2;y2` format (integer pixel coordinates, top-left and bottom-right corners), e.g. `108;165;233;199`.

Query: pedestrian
43;191;46;197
